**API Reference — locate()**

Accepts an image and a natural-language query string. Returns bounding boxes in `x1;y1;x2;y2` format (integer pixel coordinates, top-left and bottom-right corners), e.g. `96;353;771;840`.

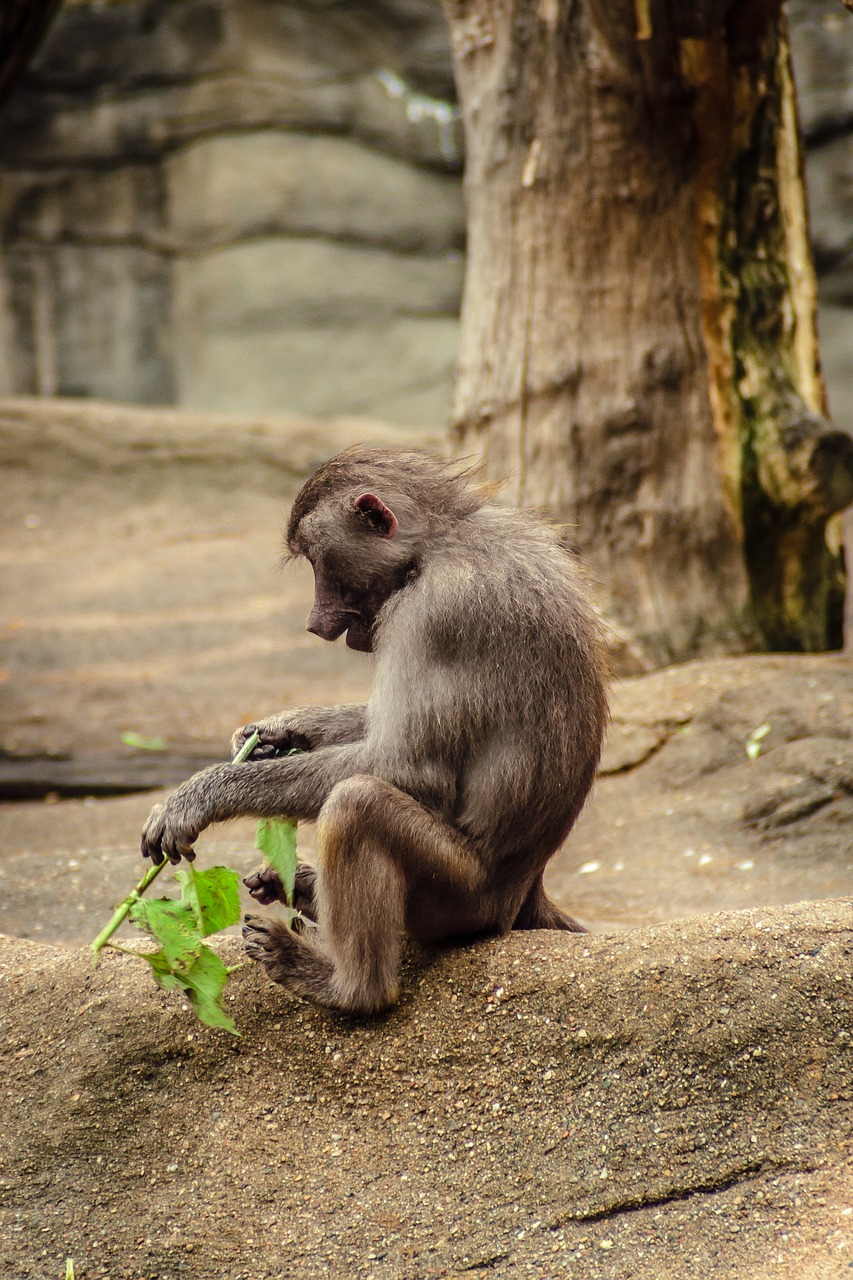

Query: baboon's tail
512;876;586;933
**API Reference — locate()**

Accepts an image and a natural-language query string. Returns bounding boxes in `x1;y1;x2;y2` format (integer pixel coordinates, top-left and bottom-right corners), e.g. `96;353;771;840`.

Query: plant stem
90;731;261;960
91;860;166;959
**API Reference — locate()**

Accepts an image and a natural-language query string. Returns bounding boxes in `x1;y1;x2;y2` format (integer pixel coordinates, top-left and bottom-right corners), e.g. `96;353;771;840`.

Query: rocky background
792;0;853;434
0;0;850;436
0;0;465;427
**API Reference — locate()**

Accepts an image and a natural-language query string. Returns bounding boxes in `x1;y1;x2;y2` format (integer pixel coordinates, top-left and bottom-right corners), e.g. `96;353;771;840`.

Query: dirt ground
1;397;852;1280
3;903;853;1280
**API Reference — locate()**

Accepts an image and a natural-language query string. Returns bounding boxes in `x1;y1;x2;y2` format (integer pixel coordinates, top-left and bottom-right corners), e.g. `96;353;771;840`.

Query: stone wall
790;0;853;433
0;1;851;435
0;0;464;427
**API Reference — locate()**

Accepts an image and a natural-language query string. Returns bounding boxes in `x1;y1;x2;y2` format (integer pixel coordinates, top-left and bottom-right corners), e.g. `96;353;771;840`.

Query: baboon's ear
354;493;398;539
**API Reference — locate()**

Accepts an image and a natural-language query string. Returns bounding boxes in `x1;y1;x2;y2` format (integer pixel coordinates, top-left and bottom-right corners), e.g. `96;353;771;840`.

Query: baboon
141;448;608;1013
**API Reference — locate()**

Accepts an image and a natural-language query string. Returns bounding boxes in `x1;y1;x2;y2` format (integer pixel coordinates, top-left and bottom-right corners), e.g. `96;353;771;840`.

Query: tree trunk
441;0;853;668
0;1;63;107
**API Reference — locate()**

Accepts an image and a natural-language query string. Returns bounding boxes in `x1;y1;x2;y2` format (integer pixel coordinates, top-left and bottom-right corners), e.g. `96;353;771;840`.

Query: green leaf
128;895;201;972
745;722;771;760
179;945;239;1035
128;865;242;1032
129;866;241;966
138;946;185;991
121;730;167;751
139;944;239;1035
97;730;262;1033
255;818;298;904
100;727;270;1031
174;864;242;937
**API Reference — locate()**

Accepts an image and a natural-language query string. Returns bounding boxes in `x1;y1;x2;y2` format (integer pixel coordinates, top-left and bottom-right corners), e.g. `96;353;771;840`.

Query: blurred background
0;0;848;435
0;0;465;427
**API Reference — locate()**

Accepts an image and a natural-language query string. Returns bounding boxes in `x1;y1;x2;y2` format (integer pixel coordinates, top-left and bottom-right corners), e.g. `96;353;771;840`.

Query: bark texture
0;0;62;106
442;0;853;666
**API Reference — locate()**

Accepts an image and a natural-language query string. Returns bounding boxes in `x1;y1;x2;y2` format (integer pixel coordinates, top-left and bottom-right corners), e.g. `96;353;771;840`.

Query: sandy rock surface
2;902;852;1280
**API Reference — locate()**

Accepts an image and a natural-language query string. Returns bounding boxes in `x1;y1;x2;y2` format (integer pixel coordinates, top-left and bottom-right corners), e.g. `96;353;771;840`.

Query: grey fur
141;449;609;1014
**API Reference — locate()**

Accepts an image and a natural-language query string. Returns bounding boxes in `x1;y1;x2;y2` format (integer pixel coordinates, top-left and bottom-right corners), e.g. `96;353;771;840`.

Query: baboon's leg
243;775;483;1013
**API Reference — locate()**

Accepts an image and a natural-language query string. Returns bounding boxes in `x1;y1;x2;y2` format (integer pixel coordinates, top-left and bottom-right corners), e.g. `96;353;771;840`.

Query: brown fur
141;449;609;1014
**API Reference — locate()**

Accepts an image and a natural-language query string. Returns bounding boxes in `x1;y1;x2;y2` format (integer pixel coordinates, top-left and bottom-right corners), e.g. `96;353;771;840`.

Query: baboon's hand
141;778;214;864
243;864;287;905
230;716;312;761
243;862;318;917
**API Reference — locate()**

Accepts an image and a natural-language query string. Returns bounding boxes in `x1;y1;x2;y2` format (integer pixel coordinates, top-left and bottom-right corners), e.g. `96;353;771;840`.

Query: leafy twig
90;730;304;1034
91;731;261;960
